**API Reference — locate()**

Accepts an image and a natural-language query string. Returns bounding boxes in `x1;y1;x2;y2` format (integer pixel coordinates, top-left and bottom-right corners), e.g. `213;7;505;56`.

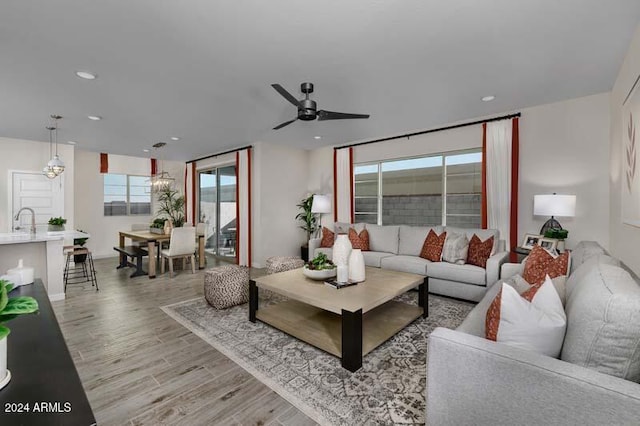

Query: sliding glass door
198;165;237;258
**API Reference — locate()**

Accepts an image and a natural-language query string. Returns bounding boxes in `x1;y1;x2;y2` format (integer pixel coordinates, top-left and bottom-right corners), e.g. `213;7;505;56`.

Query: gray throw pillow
442;232;468;264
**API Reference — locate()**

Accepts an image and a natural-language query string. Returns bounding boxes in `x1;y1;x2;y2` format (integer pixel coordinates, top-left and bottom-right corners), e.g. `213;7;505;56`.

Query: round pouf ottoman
266;256;305;274
204;265;250;309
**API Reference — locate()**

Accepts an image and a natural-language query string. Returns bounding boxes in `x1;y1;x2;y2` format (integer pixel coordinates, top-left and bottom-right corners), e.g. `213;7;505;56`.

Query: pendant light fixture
42;124;58;179
47;115;65;176
149;142;174;192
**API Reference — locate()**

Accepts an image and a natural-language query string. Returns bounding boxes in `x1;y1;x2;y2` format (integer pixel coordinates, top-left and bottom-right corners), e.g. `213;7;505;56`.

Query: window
354;149;482;228
104;174;151;216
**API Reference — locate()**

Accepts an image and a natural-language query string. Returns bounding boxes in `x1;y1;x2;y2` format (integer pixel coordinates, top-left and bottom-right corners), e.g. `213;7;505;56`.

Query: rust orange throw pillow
522;245;569;286
419;230;447;262
348;228;370;251
320;227;335;248
466;234;494;268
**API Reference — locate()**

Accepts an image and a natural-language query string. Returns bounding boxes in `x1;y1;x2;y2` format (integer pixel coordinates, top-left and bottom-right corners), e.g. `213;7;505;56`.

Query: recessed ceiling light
87;115;102;121
314;136;321;140
67;140;77;145
75;70;97;80
143;149;150;153
481;95;496;102
170;137;181;141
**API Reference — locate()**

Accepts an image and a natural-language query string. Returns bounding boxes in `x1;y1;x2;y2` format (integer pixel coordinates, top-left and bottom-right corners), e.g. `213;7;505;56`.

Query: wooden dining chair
160;226;196;278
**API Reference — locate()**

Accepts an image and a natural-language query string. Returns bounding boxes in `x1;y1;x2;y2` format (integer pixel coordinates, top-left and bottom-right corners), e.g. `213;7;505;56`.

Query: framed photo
539;238;558;251
521;233;542;250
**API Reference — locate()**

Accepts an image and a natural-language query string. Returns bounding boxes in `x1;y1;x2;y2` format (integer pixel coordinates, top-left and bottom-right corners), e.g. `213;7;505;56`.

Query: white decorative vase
349;249;366;282
0;336;10;390
332;234;352;267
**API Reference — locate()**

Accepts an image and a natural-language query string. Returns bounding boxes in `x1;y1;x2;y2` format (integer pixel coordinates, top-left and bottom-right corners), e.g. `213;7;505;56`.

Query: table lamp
533;194;576;235
311;194;332;236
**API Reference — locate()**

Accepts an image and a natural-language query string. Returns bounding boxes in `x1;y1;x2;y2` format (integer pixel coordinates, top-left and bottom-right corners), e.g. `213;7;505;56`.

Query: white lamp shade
311;194;332;214
533;194;576;217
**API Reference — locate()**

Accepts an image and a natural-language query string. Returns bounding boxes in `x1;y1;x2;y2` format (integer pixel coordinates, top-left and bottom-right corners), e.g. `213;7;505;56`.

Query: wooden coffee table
249;267;428;372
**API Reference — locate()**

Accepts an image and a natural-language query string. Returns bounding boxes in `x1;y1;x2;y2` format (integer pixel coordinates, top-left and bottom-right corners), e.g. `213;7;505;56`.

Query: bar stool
63;246;99;291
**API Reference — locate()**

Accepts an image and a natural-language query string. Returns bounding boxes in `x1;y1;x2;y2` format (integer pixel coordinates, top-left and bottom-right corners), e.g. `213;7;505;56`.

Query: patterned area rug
162;292;473;425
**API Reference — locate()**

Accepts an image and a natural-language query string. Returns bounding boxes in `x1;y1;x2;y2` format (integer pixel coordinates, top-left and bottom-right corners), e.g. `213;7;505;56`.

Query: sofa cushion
428;262;486;286
420;230;447;262
398;225;443;256
380;255;430;275
362;251;395;268
445;227;499;255
348;228;369;251
320;226;335;248
441;232;469;265
569;241;607;274
466;234;494;268
565;254;620;300
561;263;640;382
366;224;400;254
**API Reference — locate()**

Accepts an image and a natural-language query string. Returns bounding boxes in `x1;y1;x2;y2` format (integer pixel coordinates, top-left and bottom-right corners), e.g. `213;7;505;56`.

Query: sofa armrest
501;262;524;279
308;238;321;258
427;327;640;425
485;250;508;286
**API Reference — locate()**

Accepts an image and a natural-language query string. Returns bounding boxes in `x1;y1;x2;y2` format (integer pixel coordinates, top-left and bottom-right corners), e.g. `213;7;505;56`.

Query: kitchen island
0;231;89;301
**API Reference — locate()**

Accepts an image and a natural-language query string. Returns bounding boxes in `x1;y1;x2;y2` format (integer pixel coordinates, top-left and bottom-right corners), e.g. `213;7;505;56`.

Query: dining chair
160;226;196;278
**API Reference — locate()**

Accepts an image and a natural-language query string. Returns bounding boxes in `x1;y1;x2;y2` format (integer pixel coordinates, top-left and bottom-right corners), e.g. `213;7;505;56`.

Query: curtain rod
335;112;521;150
187;145;253;164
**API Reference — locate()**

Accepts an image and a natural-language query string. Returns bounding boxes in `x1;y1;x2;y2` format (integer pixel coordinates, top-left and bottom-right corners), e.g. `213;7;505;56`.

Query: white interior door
10;171;64;232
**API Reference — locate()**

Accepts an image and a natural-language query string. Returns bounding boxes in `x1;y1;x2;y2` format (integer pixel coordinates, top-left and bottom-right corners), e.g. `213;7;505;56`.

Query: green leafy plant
296;195;317;243
306;252;335;271
73;229;89;246
48;217;67;226
0;280;39;340
156;187;185;227
150;218;166;229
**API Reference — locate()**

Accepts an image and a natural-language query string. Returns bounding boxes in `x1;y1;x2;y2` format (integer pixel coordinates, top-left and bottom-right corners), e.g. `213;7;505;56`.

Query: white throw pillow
496;276;567;357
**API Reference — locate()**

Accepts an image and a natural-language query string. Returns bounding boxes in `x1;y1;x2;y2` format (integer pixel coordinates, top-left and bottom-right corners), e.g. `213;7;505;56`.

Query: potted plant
156;187;185;229
149;218;166;235
296;195;317;261
73;229;89;263
47;217;66;232
0;279;39;389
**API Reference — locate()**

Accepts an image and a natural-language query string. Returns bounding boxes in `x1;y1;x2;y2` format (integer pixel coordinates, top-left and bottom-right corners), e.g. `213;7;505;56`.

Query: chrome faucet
14;207;36;235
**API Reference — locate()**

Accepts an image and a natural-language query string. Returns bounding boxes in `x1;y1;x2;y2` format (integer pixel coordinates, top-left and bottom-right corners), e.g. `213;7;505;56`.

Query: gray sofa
309;222;509;302
427;241;640;425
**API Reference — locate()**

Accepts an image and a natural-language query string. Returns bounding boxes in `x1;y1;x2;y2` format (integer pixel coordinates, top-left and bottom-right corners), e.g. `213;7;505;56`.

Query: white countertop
0;230;90;245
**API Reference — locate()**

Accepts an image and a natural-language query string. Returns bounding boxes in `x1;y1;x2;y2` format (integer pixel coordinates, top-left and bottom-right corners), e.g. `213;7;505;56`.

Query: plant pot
48;224;65;232
0;336;10;390
300;245;309;262
149;228;165;235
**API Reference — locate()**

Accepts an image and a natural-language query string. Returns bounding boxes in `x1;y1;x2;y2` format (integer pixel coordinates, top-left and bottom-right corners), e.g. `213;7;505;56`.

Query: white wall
74;150;185;258
0;137;74;232
252;141;309;267
519;93;610;249
610;23;640;274
306;94;611;250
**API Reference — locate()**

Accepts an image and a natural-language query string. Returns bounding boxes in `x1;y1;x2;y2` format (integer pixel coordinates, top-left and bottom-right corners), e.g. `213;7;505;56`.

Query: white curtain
237;148;252;266
485;120;513;249
334;147;353;223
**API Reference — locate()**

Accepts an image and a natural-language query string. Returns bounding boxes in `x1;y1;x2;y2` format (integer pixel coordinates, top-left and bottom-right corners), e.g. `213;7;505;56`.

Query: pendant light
42;125;57;179
47;115;65;175
149;142;174;192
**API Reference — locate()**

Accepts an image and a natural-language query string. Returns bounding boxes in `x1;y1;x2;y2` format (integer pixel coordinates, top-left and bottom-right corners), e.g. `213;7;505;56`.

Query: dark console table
0;280;96;425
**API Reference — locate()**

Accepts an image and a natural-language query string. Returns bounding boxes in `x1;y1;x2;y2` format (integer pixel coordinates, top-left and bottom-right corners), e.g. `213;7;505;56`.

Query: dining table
118;229;206;278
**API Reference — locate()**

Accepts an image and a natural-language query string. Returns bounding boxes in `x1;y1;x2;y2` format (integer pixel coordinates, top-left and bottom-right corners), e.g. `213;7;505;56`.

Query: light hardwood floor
52;256;316;426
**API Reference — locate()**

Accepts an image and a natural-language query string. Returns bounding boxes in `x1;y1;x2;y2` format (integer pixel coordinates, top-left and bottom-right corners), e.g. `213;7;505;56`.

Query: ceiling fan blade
271;84;303;109
317;110;370;121
273;118;298;130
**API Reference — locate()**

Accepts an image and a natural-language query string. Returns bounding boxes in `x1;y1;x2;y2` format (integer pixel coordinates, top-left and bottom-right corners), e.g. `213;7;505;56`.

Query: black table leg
418;277;429;318
341;308;363;372
129;255;148;278
249;280;258;323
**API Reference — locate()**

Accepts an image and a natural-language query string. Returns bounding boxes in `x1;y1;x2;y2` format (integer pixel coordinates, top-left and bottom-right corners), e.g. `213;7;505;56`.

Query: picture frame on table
521;233;542;250
539;238;558;251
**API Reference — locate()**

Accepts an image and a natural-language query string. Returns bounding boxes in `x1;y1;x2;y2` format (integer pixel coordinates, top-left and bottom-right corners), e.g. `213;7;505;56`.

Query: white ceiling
1;1;639;161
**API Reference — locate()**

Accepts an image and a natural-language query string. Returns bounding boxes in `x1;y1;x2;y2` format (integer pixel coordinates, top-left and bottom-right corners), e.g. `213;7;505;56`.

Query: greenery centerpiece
302;253;337;280
73;229;89;263
0;279;39;389
150;218;167;234
47;216;66;232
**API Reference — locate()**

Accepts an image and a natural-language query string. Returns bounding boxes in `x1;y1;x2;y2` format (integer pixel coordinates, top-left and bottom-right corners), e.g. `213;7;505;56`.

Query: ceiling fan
271;82;370;130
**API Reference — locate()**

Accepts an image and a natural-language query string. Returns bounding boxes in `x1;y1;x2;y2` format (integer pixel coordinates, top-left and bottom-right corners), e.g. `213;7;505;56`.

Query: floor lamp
311;194;332;238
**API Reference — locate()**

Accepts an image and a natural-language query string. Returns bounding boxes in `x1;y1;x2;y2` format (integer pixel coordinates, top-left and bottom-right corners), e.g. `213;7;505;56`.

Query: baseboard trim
48;293;65;302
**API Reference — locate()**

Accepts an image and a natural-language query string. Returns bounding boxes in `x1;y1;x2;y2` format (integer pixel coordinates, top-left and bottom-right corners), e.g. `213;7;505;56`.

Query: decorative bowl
302;265;337;281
